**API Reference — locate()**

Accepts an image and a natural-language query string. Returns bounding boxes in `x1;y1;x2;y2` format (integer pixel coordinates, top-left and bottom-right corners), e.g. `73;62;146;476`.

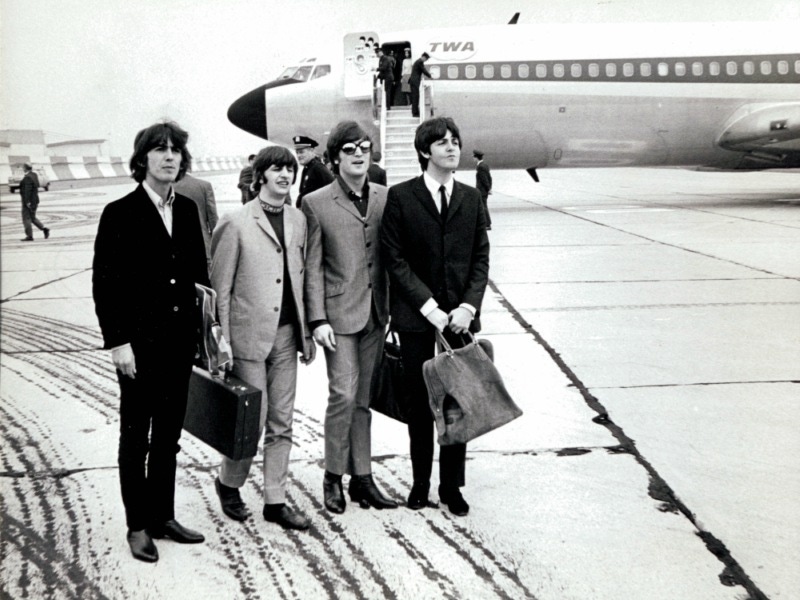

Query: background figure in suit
211;146;316;531
175;172;219;269
92;121;210;563
380;117;490;516
473;149;493;230
409;52;432;118
294;135;334;209
19;163;50;241
238;154;256;204
303;121;397;514
367;150;387;186
376;47;396;109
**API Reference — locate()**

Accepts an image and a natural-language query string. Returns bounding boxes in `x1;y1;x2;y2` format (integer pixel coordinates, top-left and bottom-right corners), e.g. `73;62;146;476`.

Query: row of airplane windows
429;58;800;80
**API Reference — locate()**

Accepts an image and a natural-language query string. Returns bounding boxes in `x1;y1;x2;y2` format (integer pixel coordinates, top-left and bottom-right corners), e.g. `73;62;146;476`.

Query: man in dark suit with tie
380;117;490;516
92;121;210;563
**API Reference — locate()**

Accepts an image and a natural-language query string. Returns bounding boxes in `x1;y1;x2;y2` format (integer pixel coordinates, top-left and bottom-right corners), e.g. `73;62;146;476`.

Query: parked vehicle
9;166;50;193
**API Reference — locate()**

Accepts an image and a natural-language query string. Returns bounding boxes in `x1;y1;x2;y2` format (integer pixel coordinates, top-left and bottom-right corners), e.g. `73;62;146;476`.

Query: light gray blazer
210;200;312;361
302;180;389;335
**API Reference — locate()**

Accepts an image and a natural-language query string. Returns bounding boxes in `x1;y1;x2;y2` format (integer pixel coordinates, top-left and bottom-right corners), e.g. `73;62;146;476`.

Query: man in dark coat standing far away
294;135;334;209
92;121;210;563
473;149;492;230
19;163;50;241
380;116;490;516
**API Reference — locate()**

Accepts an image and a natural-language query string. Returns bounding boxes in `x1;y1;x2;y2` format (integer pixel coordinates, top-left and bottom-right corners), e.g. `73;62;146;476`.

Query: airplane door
344;32;379;99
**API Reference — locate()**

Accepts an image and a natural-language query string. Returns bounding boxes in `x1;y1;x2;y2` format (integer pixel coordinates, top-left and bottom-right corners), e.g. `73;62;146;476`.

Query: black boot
348;474;398;509
323;471;346;514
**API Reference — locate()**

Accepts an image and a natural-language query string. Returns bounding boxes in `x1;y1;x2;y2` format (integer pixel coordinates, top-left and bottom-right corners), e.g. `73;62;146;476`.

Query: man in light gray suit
303;121;397;514
174;172;218;269
211;146;316;530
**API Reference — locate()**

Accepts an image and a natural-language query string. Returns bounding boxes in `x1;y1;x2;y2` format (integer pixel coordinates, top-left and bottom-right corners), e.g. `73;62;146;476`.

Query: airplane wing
717;102;800;168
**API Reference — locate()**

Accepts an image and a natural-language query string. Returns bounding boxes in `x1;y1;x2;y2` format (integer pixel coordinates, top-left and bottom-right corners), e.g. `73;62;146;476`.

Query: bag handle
434;330;477;357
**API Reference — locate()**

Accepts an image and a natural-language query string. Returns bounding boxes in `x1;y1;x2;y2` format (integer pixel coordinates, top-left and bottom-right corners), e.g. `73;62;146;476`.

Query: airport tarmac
1;167;798;600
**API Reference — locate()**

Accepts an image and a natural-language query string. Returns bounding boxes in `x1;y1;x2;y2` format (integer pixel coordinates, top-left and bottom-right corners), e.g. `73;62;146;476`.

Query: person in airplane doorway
210;145;316;531
19;163;50;241
473;149;492;230
376;47;396;110
302;121;398;515
409;52;432;118
400;48;413;106
238;153;257;204
92;121;210;563
380;117;490;516
294;135;334;209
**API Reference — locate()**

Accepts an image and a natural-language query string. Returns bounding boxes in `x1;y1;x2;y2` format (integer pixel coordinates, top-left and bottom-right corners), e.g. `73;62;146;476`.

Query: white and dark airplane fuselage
228;21;800;171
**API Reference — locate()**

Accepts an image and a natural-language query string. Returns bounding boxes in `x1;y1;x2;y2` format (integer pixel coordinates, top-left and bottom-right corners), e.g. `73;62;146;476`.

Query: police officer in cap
294;135;334;209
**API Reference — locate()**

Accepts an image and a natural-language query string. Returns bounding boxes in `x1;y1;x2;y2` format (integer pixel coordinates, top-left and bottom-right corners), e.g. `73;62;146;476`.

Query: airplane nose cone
227;79;303;140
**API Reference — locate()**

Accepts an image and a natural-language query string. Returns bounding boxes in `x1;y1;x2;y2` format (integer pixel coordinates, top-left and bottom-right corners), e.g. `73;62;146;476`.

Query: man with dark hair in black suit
92;121;210;563
473;149;493;230
238;153;256;204
367;150;387;186
380;116;490;516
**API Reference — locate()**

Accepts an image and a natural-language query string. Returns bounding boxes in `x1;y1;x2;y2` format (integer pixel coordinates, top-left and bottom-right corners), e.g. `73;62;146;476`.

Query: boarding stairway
375;81;433;186
383;107;419;186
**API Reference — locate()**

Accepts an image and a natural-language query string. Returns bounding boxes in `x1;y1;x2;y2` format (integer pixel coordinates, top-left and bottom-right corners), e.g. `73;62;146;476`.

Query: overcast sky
2;0;797;157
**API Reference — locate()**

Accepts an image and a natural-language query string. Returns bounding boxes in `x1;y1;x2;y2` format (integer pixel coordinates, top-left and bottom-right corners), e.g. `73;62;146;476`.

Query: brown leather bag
423;332;522;445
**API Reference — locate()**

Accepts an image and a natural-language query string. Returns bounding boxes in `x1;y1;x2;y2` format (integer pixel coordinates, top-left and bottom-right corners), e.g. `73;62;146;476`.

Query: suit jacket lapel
332;182;364;221
447;181;465;224
412;176;442;223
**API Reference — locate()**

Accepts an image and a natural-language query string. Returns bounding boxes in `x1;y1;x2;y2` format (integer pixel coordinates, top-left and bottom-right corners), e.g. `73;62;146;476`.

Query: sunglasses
341;141;372;155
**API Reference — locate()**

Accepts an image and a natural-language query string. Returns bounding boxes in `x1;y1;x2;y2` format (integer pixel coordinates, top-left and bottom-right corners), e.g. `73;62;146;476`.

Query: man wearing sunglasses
302;121;397;515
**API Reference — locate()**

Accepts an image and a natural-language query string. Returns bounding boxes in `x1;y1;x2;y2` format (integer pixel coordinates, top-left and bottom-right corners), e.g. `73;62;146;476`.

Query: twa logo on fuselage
427;41;476;61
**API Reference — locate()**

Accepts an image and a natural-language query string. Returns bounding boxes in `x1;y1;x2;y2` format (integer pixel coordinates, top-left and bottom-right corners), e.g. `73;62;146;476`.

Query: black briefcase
183;367;261;461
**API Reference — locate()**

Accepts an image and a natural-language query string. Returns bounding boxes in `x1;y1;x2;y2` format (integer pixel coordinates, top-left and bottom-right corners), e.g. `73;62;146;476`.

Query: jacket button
277;248;282;253
173;306;179;312
364;223;368;228
170;279;176;284
274;307;279;312
368;262;372;268
366;242;371;248
368;283;372;288
276;278;281;284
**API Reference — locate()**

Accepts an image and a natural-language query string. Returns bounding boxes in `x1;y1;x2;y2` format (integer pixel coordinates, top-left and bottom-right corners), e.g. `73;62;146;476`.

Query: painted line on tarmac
487;277;770;600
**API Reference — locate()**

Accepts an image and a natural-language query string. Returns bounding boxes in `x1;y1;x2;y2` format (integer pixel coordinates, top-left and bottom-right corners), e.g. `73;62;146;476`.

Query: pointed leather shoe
406;483;438;510
148;519;205;543
439;487;470;517
127;529;158;563
215;477;250;521
263;505;310;531
349;474;398;509
43;228;50;239
323;473;346;514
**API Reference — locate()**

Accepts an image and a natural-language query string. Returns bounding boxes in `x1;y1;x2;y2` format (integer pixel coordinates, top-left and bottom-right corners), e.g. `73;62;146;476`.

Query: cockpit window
278;65;314;81
310;64;331;80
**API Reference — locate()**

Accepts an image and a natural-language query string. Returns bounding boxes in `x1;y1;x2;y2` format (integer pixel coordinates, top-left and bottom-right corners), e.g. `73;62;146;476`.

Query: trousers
323;312;383;476
22;204;46;238
219;323;298;504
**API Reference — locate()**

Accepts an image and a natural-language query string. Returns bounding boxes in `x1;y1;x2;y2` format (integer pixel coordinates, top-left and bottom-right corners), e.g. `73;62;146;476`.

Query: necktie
439;185;448;222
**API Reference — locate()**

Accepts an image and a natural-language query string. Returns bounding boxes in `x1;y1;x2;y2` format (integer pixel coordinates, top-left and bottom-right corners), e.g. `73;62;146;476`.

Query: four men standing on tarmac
94;109;489;563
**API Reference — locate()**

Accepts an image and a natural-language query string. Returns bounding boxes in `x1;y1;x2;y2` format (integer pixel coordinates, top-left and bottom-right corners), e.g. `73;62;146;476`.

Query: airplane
227;19;800;182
